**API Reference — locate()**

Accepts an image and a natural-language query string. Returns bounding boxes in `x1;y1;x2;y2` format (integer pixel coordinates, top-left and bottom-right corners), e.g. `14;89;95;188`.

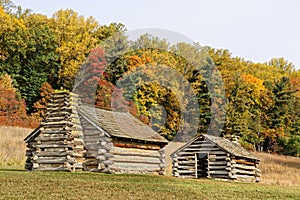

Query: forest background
0;0;299;157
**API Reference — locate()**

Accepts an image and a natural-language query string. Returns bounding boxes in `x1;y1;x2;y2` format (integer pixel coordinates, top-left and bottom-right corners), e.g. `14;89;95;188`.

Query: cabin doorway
194;153;209;178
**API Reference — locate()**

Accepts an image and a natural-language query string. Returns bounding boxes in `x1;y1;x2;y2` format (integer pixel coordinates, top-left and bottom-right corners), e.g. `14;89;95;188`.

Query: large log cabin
24;91;168;175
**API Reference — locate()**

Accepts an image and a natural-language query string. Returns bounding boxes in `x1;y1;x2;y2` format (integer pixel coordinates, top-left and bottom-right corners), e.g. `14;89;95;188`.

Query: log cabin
24;91;168;175
171;134;261;182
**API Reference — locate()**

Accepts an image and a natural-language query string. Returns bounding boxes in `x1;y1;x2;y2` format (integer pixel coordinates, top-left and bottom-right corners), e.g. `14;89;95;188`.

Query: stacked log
109;140;164;174
229;157;261;182
158;148;166;175
96;136;114;172
255;162;261;182
25;144;35;170
25;92;85;171
172;140;219;179
80;115;103;171
172;136;261;182
172;154;179;177
206;152;231;179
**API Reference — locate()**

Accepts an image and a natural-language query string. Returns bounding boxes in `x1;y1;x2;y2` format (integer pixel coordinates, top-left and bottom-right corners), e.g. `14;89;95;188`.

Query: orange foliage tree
0;74;38;128
32;82;54;120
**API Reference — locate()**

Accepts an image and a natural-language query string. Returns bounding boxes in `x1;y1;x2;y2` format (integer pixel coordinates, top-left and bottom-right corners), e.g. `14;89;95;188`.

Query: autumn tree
0;7;60;111
267;57;295;74
102;34;216;140
74;47;107;104
0;74;38;128
51;9;99;89
0;3;299;155
96;23;129;64
32;82;54;120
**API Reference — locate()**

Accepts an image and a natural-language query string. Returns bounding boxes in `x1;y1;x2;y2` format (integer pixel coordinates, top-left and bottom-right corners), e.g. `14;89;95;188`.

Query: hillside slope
254;152;300;186
0;126;299;186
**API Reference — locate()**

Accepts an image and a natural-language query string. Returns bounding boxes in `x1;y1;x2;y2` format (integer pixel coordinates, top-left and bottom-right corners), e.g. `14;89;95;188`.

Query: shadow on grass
0;169;26;172
0;166;26;172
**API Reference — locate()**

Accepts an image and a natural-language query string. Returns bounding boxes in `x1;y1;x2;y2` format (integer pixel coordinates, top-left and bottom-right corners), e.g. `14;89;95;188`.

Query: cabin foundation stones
171;134;261;182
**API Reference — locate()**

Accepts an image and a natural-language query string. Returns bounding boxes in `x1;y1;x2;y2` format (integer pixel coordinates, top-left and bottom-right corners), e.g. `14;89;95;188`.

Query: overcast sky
13;0;300;70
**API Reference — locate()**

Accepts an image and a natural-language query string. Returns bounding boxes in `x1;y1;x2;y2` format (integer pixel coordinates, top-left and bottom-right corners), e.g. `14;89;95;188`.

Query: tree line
0;1;299;156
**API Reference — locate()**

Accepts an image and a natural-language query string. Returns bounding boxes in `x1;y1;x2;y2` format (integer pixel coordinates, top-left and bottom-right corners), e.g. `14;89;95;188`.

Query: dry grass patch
0;126;33;166
254;152;300;186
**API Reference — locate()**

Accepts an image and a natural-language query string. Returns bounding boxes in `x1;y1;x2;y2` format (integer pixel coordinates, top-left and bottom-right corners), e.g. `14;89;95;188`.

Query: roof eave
170;134;202;157
203;135;260;161
24;126;41;142
110;135;168;145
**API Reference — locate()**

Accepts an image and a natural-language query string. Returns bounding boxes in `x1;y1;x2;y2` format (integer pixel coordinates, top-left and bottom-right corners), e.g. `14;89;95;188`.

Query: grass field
0;126;300;199
0;168;299;200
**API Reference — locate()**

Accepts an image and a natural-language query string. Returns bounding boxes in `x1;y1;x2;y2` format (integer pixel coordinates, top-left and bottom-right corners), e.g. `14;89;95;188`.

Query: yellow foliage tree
0;6;26;61
52;9;99;89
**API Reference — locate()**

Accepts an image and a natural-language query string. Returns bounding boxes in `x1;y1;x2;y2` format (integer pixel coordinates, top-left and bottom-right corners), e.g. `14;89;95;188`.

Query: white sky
13;0;300;70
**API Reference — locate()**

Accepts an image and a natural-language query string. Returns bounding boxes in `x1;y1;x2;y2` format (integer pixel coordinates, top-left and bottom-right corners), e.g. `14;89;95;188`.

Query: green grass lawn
0;167;299;200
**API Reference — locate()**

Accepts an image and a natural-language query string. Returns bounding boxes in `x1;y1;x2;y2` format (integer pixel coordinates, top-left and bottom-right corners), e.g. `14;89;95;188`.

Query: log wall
172;137;261;182
79;115;107;171
79;113;166;175
25;92;85;171
25;91;167;175
109;145;165;175
229;157;261;182
172;139;224;179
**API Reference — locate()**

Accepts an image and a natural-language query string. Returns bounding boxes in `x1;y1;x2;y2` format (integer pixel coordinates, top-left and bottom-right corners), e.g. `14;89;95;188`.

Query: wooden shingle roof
78;105;168;144
204;134;259;160
25;92;168;144
172;134;259;161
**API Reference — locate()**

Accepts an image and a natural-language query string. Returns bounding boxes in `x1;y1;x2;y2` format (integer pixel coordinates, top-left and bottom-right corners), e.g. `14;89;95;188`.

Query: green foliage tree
0;8;60;111
279;135;300;157
262;77;297;152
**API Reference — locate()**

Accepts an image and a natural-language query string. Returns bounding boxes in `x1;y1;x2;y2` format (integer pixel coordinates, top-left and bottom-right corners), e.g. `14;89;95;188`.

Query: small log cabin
171;134;261;182
25;91;168;175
